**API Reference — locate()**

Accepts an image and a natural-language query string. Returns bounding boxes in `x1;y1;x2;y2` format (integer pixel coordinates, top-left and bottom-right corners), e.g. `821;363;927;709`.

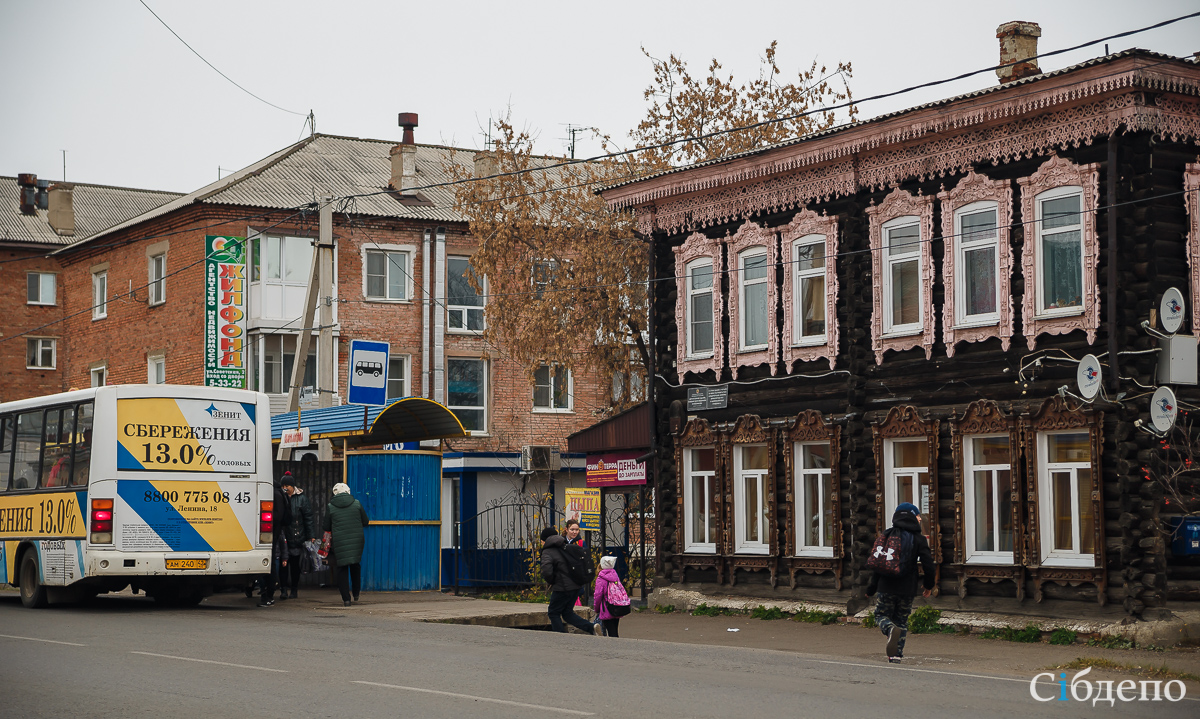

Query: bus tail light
91;498;113;544
260;500;273;544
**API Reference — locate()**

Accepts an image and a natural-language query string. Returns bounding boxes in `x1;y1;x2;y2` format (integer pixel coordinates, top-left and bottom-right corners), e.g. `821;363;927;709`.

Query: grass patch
1087;635;1136;650
1047;658;1200;683
1048;627;1078;646
654;604;676;614
861;613;877;629
982;623;1043;643
908;606;955;634
750;605;786;620
691;602;738;617
792;608;843;625
481;589;550;604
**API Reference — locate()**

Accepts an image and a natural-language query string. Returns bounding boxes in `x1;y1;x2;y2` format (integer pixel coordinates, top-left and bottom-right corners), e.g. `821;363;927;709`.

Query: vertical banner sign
205;236;247;388
564;487;601;531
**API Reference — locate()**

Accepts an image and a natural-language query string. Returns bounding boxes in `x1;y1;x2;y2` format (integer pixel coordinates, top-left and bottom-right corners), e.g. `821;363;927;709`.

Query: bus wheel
19;550;49;609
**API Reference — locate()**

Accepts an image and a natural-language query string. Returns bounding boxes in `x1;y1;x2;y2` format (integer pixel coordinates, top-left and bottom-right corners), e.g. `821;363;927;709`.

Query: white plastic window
684;447;718;553
27;273;56;305
954;202;1000;325
795;442;834;556
739;250;769;349
1038;431;1095;567
686;260;714;357
882;217;922;335
963;434;1013;564
1035;187;1084;316
734;445;770;554
793;236;827;344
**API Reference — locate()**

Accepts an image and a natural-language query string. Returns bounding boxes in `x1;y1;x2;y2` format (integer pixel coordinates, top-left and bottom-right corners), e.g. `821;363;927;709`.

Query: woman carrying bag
322;483;369;607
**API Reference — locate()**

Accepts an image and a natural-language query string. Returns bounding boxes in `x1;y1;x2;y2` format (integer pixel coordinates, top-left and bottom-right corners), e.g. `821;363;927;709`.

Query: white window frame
27;272;56;306
148;355;165;385
532;364;572;413
685;259;714;359
794;441;834;557
387;354;409;400
738;249;769;351
733;445;769;555
963;433;1014;564
1034;186;1086;318
682;447;718;554
148;253;166;306
882;437;930;521
1037;430;1096;568
90;366;107;387
881;216;923;336
92;271;107;320
447;358;487;436
953;201;1001;328
792;235;828;346
447;256;485;334
26;338;56;370
362;246;412;302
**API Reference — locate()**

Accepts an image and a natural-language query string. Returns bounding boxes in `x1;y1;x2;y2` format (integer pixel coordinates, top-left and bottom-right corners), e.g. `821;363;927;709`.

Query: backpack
603;577;632;617
866;527;914;577
560;542;592;586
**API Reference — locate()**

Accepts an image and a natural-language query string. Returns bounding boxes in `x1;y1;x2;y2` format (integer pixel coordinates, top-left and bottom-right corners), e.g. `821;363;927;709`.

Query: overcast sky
2;1;1197;193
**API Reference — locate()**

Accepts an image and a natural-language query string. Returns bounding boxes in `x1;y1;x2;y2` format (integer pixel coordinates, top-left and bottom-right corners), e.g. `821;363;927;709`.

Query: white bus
0;385;274;607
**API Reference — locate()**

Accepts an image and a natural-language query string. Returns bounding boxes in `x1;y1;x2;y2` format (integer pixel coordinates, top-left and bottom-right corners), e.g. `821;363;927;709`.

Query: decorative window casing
783;410;842;559
938;172;1014;357
952;400;1020;567
724;221;778;378
728;415;776;557
867;188;935;364
673;232;724;380
780;210;839;370
1186;161;1200;337
1017;155;1100;350
872;406;941;566
676;418;724;558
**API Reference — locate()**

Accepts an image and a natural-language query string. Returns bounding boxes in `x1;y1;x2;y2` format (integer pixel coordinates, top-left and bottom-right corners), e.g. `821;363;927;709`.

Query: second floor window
366;250;409;300
739;251;769;349
27;272;55;305
686;261;714;356
955;203;1000;323
448;257;484;331
533;364;571;411
387;356;407;400
793;237;827;342
92;271;107;319
448;359;487;435
149;253;166;305
882;218;921;334
26;338;55;369
1035;188;1084;315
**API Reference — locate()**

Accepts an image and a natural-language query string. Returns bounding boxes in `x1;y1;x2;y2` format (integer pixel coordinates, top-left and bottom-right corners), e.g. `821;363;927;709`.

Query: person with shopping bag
322;483;369;607
279;472;317;600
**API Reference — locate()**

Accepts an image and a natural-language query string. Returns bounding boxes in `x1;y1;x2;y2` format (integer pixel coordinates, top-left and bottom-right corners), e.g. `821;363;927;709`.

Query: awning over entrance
566;401;652;454
271;397;467;446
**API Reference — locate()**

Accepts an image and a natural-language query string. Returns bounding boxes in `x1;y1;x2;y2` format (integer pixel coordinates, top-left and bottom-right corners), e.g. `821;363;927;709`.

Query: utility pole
276;244;319;462
316;196;336;460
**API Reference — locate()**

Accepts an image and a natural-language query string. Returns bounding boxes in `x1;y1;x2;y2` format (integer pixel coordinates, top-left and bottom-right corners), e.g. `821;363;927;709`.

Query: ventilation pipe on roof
996;21;1042;84
48;183;75;237
17;173;37;215
389;112;420;194
473;150;497;199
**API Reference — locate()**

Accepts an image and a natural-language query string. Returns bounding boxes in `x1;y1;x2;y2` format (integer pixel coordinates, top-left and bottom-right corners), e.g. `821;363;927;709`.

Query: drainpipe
1107;131;1119;393
422;229;431;398
434;227;447;404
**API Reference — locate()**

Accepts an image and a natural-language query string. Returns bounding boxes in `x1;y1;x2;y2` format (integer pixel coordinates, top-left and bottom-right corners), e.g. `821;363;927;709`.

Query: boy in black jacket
866;502;936;662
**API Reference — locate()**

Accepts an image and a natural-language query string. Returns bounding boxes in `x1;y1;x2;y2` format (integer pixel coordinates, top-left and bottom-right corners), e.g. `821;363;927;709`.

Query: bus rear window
13;410;43;490
0;416;12;491
73;403;93;486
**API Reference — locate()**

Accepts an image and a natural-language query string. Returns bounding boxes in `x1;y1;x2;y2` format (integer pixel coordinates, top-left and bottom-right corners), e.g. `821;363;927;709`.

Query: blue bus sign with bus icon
348;340;389;405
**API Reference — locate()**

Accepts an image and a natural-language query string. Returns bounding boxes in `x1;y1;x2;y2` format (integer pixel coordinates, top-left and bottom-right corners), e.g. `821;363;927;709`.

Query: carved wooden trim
937;172;1015;357
866;188;936;364
1186;161;1200;337
724;221;779;378
1017;155;1101;351
782;411;843;561
871;406;942;563
673;231;725;380
950;401;1021;567
725;415;779;557
780;210;840;371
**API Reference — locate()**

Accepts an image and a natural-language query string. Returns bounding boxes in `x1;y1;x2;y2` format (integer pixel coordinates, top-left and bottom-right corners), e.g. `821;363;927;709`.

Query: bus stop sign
348;340;389;406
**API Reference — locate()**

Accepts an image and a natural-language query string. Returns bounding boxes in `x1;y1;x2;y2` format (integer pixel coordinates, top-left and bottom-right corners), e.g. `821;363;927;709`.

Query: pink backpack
604;577;631;616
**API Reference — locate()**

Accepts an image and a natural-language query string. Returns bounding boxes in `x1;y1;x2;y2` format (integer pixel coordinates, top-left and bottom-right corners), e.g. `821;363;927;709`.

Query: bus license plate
165;559;208;570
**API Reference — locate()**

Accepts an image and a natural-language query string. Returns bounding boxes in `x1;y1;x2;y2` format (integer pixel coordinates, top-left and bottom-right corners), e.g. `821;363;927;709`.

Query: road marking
0;633;86;647
352;681;594;715
130;651;288;673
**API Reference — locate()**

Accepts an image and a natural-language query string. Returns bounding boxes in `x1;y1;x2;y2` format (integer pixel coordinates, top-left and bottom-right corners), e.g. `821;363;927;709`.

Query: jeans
874;593;913;655
547;590;595;633
337;563;361;602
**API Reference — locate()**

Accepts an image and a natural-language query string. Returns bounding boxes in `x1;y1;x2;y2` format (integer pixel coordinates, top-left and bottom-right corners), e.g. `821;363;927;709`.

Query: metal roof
566;402;652;454
271;396;466;445
0;177;181;247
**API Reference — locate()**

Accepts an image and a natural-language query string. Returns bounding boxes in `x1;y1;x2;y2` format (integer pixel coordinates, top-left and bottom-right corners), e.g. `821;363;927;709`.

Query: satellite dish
1160;287;1185;334
1076;354;1102;399
1150;386;1178;433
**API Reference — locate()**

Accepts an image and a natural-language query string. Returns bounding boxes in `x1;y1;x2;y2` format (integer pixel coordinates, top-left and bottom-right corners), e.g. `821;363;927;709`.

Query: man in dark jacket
866;502;935;662
258;477;294;607
540;527;597;634
280;473;317;600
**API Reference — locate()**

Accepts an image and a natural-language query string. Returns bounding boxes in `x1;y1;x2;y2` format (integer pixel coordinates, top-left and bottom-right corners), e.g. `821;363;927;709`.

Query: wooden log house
601;30;1200;619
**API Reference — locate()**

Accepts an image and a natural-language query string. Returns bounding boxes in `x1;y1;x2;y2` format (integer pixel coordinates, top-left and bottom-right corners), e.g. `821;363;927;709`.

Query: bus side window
42;407;73;488
72;403;94;487
0;416;12;491
12;410;43;490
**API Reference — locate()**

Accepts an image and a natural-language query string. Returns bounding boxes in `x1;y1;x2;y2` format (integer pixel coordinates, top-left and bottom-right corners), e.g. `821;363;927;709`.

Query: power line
137;0;306;117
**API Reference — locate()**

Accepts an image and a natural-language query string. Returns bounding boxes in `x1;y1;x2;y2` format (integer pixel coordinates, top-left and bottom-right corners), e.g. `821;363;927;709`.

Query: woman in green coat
322;482;369;606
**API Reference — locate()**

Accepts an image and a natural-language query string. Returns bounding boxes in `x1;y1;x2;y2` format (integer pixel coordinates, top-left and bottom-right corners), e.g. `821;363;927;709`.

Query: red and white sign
585;451;647;487
280;427;310;448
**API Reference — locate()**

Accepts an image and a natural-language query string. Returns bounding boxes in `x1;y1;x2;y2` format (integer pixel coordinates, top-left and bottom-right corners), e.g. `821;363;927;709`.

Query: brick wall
0;246;66;401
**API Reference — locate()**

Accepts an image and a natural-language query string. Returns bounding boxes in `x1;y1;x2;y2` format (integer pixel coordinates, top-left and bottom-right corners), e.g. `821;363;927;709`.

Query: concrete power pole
316;197;335;460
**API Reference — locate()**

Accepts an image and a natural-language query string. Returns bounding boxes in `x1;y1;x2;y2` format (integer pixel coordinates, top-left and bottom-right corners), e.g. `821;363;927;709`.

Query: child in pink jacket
591;556;623;637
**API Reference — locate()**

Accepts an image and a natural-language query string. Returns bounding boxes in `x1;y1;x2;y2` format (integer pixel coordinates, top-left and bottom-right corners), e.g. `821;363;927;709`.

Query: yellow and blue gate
345;450;441;591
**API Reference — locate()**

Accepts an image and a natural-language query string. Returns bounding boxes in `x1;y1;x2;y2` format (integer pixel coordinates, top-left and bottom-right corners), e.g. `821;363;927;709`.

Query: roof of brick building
0;176;181;247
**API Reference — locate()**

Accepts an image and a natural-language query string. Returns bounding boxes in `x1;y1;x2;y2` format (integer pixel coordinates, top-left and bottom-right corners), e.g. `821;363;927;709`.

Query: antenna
62;150;66;182
561;124;583;159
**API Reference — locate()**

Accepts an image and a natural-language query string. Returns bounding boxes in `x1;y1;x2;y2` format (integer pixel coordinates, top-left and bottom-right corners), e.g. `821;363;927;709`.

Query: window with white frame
883;438;932;524
882;217;922;334
254;334;316;395
90;366;107;388
683;447;718;553
954;202;1000;325
387;356;408;400
793;236;827;343
963;435;1013;563
148;356;165;385
1034;187;1084;315
365;249;410;301
795;442;834;556
447;256;485;331
734;445;770;554
739;250;769;350
254;235;312;284
27;273;56;306
1038;431;1095;566
686;260;714;357
533;364;571;411
148;253;166;305
448;359;486;434
26;338;55;369
92;271;107;319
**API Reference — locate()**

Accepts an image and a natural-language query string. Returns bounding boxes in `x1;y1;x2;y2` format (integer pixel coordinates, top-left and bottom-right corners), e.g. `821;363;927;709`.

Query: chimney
17;173;37;215
473;150;497;179
996;21;1042;84
389;112;420;194
398;112;418;145
48;183;75;237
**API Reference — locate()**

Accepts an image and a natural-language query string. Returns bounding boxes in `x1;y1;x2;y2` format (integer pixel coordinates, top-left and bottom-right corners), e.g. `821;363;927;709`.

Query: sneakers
887;656;904;664
593;622;604;637
257;598;275;607
885;626;901;658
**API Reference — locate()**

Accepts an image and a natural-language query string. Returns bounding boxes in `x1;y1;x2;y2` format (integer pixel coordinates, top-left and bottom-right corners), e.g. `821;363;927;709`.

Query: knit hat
280;473;295;487
895;502;920;516
332;483;350;496
599;556;617;570
540;527;558;542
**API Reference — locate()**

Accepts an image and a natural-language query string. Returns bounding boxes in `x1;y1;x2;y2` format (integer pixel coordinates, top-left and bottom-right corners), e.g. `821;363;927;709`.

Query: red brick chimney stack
996;21;1042;84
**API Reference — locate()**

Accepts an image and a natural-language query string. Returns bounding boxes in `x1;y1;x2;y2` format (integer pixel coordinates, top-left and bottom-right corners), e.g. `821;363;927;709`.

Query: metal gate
345;450;441;591
449;501;562;592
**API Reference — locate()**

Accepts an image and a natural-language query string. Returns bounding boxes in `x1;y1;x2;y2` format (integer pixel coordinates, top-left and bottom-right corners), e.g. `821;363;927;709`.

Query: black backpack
560;542;592;586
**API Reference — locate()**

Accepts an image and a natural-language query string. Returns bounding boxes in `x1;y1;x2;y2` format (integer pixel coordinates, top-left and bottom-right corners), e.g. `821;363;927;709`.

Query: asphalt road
0;593;1191;718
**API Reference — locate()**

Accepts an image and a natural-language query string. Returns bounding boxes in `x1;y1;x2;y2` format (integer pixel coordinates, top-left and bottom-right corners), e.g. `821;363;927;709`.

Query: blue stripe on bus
241;403;256;424
116;480;212;552
116;442;145;471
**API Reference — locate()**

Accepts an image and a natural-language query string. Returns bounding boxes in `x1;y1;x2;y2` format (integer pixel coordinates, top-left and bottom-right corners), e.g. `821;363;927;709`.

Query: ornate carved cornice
872;405;935;439
787;409;836;443
1025;395;1094;431
729;414;772;445
953;399;1014;436
780;210;840;371
678;417;720;447
724;221;779;378
673;231;724;380
1186;161;1200;338
866;189;936;364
